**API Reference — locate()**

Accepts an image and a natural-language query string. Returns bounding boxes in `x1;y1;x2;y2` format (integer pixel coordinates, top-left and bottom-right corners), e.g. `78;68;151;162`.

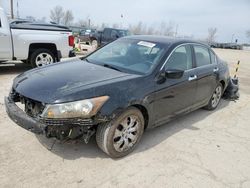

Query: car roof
123;35;208;47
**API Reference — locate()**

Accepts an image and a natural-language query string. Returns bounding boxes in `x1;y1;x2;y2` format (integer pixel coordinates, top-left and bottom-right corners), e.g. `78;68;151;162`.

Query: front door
153;44;197;126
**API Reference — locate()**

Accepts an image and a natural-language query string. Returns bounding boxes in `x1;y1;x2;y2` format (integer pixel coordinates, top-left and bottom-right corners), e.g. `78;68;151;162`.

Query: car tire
30;49;56;68
204;83;223;111
96;107;145;158
91;40;98;49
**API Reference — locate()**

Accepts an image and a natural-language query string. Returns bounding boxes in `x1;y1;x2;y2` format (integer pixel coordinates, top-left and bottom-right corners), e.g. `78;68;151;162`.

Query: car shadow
36;99;230;160
0;62;31;75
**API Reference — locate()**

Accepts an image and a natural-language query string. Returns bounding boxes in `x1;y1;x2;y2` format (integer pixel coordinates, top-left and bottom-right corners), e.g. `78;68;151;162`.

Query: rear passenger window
194;46;211;67
210;51;217;64
165;45;193;71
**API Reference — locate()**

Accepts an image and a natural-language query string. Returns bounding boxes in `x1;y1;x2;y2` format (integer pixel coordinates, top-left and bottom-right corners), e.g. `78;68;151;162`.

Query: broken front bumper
5;96;45;134
4;96;97;142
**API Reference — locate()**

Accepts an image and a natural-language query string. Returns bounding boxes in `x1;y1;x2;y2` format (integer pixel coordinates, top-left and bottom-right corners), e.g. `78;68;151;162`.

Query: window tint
165;45;193;71
194;46;211;67
210;51;217;64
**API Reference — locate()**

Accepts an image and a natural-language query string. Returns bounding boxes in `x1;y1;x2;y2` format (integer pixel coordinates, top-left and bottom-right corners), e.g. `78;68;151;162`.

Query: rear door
0;16;12;60
153;44;197;125
192;45;218;106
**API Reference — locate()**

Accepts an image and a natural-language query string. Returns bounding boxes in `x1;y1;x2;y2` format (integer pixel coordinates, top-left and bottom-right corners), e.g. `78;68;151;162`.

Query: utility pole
231;34;235;43
175;24;178;38
10;0;14;19
16;0;19;18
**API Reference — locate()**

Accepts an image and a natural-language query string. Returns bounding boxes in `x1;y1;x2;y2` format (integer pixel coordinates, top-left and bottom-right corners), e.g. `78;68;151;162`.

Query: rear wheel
96;107;144;158
204;83;223;110
91;40;98;49
30;49;56;68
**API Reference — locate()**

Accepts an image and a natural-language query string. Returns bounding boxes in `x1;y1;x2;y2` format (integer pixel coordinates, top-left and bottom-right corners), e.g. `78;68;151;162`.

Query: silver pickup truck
0;7;74;67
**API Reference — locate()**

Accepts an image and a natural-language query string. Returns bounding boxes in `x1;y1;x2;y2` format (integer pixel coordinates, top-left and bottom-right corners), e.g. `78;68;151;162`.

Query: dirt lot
0;49;250;188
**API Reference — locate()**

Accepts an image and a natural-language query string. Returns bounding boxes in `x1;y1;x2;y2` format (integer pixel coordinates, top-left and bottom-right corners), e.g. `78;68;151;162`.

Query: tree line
25;5;250;43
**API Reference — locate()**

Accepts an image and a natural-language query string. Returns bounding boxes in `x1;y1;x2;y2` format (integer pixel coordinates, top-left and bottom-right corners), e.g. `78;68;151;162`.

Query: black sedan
5;36;230;158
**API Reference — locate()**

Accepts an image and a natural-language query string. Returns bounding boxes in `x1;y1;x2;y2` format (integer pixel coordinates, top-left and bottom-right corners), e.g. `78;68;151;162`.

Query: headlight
41;96;109;119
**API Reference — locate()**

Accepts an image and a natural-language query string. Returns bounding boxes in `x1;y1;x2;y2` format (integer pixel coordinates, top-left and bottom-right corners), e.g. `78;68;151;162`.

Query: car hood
13;60;137;103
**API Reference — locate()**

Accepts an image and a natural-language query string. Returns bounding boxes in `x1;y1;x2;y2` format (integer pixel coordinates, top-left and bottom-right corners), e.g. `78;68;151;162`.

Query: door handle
213;67;219;73
188;75;197;81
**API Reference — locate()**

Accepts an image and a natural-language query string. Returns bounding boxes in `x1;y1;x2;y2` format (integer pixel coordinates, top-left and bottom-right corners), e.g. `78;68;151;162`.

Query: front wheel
204;83;223;110
96;107;145;158
30;49;56;68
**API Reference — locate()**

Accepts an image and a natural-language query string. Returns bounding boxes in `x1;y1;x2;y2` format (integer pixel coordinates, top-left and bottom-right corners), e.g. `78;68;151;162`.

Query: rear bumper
5;97;45;134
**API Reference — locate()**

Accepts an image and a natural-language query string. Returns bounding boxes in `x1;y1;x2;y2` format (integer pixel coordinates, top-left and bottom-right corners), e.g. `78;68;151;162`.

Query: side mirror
165;69;184;79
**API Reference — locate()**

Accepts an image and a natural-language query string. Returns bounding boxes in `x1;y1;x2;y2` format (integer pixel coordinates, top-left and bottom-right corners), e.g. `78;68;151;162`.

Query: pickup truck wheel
30;49;55;68
96;107;144;158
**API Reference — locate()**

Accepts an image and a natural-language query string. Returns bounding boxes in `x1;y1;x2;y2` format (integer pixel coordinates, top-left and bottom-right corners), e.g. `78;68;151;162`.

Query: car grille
41;118;94;127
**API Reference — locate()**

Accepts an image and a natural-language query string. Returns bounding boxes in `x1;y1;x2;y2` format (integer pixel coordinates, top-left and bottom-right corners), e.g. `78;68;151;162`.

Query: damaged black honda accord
5;36;231;158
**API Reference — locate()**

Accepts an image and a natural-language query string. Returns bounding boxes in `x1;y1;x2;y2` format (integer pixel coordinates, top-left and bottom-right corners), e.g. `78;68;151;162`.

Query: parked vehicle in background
78;27;130;48
68;26;86;36
210;42;242;50
0;7;75;67
78;28;99;46
98;28;130;46
5;35;232;158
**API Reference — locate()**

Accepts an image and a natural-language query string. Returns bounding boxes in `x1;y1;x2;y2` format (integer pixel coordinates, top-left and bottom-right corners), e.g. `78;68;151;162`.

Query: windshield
86;39;166;74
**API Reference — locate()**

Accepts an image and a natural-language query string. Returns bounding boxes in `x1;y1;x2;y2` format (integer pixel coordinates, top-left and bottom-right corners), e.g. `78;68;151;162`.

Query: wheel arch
28;43;58;61
220;80;226;90
131;104;149;130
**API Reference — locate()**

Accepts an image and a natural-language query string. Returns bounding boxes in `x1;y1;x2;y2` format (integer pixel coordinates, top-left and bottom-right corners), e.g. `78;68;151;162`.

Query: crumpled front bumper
5;96;46;134
5;96;98;142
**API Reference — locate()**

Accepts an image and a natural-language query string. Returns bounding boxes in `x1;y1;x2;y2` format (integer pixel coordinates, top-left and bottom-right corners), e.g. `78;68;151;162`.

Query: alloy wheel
211;85;222;108
35;53;54;67
113;115;141;152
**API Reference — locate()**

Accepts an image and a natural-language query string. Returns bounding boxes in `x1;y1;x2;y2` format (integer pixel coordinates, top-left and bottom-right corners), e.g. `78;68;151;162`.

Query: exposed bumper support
5;96;98;143
5;97;45;134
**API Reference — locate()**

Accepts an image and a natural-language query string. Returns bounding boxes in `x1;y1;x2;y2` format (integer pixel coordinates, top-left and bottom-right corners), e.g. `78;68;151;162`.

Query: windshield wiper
103;64;122;72
85;58;91;63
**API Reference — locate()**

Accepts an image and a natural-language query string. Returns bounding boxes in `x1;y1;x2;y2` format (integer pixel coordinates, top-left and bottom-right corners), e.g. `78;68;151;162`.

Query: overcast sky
1;0;250;43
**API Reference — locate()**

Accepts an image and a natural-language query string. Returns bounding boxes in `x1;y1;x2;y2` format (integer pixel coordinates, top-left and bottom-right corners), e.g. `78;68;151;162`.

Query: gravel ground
0;49;250;188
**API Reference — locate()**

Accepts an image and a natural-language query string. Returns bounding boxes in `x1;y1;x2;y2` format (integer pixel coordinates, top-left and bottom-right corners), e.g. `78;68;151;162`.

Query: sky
1;0;250;43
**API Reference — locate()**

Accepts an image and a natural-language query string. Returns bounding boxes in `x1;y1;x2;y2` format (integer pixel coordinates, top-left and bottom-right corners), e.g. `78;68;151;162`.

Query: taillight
68;35;74;47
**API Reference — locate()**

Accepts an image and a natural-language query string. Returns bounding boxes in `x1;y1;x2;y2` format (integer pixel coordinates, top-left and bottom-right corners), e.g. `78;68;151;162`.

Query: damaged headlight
41;96;109;118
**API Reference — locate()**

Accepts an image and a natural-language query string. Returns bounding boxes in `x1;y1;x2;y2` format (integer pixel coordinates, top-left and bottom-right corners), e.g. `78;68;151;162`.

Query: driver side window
165;45;193;71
